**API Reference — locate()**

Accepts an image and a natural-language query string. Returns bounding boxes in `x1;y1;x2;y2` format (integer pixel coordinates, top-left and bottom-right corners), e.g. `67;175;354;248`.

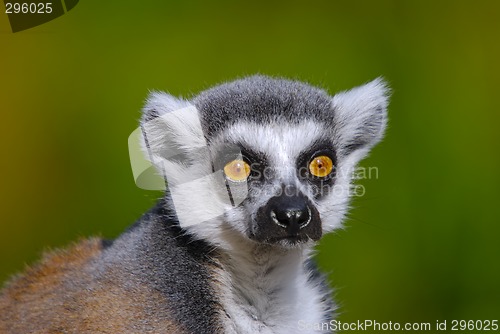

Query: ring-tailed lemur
0;75;389;333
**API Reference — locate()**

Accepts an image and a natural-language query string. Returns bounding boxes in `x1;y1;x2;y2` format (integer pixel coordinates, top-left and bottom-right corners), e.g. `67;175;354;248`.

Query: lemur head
141;75;388;249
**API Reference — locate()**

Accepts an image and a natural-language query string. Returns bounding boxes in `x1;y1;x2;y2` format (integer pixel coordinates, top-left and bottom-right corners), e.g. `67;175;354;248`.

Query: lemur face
141;76;388;249
207;122;335;246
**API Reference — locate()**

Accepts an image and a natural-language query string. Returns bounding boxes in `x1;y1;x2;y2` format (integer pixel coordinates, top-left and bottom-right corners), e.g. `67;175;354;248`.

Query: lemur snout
253;189;322;244
268;194;312;234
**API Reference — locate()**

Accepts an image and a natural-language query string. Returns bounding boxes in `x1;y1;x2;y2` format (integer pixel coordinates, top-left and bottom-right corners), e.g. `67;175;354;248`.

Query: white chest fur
213;244;333;334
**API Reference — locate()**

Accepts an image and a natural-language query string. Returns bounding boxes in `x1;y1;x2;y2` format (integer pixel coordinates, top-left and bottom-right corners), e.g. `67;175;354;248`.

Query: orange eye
224;159;251;182
309;155;334;178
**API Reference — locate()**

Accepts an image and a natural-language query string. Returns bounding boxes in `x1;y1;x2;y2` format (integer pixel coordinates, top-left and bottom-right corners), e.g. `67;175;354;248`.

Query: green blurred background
1;1;499;332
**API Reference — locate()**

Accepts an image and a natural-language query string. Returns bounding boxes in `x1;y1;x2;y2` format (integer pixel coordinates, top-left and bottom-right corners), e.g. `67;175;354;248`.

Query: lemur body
0;76;389;333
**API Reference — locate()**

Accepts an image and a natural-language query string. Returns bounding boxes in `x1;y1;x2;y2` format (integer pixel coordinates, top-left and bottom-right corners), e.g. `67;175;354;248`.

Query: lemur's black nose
268;194;311;234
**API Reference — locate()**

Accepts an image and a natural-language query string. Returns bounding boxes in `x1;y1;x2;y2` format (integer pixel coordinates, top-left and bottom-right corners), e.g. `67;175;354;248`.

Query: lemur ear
138;92;241;225
332;78;390;158
140;92;207;178
142;91;192;120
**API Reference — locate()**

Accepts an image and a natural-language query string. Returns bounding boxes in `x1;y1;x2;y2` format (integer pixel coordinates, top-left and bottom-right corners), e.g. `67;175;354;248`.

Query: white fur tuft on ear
140;92;207;175
332;77;390;158
142;91;193;121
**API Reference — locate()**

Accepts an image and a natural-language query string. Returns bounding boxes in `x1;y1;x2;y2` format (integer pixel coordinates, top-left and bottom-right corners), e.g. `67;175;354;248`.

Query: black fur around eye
241;148;268;182
298;149;337;199
296;141;337;183
212;144;268;183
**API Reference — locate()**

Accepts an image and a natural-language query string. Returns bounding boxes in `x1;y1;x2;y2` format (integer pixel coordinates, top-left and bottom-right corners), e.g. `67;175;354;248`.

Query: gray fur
193;76;334;139
99;201;223;332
